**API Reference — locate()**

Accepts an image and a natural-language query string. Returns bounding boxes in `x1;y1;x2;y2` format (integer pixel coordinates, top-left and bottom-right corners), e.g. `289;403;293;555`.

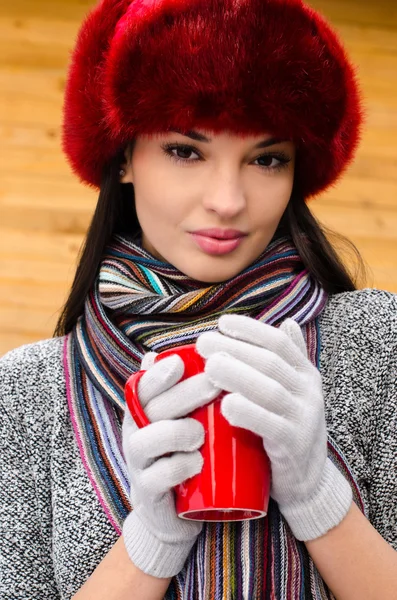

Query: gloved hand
122;352;220;577
196;315;352;541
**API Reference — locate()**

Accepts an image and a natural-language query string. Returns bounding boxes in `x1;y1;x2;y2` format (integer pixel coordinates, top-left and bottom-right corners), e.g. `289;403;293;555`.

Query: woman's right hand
122;353;220;579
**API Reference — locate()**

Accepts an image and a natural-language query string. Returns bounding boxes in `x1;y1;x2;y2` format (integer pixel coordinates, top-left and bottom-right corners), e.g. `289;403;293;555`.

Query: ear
120;147;134;184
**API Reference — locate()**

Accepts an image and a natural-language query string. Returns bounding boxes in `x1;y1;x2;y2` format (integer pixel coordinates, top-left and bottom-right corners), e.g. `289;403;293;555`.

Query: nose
201;172;246;219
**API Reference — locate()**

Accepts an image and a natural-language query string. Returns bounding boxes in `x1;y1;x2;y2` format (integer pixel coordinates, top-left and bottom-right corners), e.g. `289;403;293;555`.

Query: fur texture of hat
62;0;363;197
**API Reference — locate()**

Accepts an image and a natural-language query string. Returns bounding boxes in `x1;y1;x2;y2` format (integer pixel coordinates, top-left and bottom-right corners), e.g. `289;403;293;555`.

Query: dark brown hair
54;153;366;336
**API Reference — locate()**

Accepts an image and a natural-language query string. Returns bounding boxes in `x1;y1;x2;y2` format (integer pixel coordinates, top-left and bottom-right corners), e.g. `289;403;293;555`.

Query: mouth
189;228;247;256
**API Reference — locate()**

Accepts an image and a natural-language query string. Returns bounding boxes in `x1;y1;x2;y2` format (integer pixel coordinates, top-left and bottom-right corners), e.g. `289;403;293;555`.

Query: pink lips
189;228;247;255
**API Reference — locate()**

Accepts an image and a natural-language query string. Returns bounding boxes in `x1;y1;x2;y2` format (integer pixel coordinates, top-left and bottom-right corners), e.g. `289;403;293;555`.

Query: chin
175;256;250;284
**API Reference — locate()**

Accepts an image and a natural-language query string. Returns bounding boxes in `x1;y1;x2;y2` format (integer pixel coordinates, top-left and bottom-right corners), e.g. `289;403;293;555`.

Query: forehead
138;129;292;148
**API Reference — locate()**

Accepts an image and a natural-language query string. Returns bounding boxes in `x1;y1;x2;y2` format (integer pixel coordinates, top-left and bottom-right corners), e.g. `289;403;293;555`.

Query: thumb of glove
279;319;308;357
141;351;158;370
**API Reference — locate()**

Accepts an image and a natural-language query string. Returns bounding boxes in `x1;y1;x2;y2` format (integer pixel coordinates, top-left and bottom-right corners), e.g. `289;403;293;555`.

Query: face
121;130;295;282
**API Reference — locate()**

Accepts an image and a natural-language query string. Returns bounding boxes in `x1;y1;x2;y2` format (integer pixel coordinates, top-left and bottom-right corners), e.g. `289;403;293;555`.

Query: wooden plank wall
0;0;396;356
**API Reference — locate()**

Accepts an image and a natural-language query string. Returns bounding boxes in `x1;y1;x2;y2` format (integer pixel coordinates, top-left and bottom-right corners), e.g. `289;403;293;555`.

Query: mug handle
124;370;150;428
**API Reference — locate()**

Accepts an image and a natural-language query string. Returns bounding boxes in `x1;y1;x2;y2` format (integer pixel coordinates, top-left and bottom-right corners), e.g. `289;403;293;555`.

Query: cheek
133;168;200;230
134;184;189;241
251;178;293;226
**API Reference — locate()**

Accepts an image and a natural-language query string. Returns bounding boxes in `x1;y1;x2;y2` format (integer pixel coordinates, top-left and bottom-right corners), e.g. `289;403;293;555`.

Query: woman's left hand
196;314;352;541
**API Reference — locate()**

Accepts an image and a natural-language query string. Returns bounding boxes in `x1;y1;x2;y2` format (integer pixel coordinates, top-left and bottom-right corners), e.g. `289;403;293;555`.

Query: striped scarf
64;234;365;599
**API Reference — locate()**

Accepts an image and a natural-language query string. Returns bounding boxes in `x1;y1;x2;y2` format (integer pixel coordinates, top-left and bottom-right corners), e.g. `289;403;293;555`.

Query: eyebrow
169;129;288;149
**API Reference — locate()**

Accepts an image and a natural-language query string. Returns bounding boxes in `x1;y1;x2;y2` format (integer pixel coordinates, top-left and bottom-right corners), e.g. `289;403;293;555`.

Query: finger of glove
125;418;204;470
141;351;158;370
197;331;298;392
139;450;204;497
122;406;139;434
279;319;308;357
138;355;184;407
217;314;309;370
205;352;295;418
146;372;221;422
221;393;291;455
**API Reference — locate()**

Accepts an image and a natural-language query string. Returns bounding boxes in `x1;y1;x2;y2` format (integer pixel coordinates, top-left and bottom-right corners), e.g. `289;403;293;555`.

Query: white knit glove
122;352;220;577
196;315;352;541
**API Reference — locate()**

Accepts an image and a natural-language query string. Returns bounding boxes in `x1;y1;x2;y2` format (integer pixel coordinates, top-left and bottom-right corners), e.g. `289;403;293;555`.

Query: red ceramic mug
124;344;271;522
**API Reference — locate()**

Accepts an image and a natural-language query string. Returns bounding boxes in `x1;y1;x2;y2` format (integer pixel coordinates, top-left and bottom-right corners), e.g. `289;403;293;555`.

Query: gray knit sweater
0;289;396;599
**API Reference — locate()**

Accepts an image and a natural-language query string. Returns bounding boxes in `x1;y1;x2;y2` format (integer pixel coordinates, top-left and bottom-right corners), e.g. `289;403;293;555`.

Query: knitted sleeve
368;293;397;550
0;346;61;599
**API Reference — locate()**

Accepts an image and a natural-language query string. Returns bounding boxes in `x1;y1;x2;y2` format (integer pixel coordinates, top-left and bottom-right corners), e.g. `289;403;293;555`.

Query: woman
0;0;396;598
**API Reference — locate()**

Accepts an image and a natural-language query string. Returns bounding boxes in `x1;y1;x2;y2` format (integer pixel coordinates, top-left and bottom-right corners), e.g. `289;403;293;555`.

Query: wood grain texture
0;0;396;356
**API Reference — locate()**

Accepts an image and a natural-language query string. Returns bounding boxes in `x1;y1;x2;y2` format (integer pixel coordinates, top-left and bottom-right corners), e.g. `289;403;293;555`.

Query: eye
161;142;291;172
255;152;291;172
173;145;199;160
161;143;201;164
257;155;277;167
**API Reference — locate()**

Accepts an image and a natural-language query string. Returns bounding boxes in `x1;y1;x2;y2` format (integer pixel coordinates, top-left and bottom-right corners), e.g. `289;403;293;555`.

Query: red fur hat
62;0;363;197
